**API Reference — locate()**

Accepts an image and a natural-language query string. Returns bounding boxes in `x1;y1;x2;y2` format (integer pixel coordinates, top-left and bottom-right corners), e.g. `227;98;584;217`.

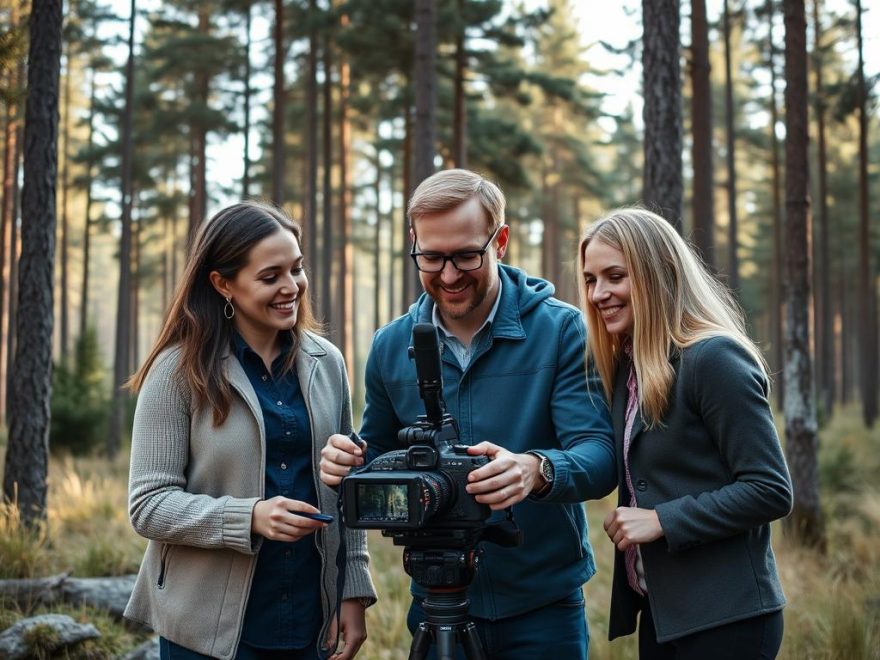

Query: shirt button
281;462;287;470
282;490;289;495
285;431;292;436
261;374;268;381
276;401;283;406
636;479;648;492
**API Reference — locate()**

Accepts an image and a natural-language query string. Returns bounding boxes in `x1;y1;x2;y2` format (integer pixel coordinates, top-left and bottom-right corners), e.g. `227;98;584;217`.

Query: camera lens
419;472;454;521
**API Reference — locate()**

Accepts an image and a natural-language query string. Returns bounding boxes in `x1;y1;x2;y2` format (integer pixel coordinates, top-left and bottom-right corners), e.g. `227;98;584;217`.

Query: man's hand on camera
464;441;543;510
320;434;366;487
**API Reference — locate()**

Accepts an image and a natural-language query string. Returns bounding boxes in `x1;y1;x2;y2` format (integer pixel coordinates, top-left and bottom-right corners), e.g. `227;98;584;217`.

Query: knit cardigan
124;332;376;659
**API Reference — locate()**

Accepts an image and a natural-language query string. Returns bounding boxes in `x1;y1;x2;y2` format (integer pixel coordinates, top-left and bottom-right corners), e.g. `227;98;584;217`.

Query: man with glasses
320;168;615;659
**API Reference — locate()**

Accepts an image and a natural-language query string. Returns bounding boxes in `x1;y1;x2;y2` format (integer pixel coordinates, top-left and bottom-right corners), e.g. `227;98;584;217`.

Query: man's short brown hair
408;169;505;233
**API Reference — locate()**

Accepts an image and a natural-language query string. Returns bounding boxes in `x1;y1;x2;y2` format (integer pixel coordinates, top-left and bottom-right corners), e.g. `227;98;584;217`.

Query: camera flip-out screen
356;482;410;523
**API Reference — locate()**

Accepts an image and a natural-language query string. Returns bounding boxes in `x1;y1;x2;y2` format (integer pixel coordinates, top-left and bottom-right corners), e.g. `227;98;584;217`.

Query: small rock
121;636;160;660
0;613;100;660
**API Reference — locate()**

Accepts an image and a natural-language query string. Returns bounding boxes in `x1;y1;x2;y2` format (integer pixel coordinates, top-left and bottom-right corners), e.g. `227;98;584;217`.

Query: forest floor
0;403;878;659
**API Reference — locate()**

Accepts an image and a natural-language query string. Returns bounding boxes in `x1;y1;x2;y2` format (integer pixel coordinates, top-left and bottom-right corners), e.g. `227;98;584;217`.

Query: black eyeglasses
410;225;503;273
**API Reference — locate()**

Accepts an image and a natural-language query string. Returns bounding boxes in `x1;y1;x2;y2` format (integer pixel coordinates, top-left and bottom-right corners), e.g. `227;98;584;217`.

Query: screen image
357;483;410;522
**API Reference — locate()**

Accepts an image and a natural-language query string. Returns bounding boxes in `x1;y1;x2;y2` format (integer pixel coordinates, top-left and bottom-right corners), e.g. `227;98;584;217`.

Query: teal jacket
361;264;616;619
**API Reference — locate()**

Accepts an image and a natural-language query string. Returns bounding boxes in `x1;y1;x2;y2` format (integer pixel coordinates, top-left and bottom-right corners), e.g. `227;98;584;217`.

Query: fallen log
0;574;137;620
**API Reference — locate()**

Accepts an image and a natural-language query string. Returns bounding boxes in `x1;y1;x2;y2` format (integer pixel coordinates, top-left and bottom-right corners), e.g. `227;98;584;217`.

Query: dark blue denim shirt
234;332;322;650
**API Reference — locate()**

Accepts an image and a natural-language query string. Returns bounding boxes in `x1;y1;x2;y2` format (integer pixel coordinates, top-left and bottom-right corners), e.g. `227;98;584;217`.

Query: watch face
542;458;554;482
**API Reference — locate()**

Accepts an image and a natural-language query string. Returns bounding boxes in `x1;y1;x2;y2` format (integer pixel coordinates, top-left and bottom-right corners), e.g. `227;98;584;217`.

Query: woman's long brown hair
128;200;319;425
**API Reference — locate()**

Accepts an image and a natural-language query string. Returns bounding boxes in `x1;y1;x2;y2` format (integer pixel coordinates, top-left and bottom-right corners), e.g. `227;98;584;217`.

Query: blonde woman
578;208;792;659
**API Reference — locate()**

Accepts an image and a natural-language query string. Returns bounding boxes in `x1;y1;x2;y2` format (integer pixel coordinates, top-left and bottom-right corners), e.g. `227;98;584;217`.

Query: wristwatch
527;451;554;495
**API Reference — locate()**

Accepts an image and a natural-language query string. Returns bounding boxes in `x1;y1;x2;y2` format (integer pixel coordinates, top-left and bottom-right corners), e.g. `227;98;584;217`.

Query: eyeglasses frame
409;224;504;273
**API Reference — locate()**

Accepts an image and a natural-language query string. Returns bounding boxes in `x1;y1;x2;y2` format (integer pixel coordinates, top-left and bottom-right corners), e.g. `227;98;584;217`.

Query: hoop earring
223;297;235;320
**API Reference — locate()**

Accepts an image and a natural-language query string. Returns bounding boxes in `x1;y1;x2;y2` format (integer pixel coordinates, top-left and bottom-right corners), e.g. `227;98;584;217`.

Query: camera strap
323;490;348;659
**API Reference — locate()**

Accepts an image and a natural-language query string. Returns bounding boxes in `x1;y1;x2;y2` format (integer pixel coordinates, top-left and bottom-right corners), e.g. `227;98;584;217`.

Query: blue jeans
406;589;589;660
159;637;320;660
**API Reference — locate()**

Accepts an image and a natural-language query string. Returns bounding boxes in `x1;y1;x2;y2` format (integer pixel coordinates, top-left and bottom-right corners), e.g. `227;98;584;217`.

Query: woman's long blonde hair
578;208;767;426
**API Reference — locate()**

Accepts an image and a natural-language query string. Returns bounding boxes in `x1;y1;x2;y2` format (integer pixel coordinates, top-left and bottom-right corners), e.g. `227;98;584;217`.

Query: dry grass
1;406;878;658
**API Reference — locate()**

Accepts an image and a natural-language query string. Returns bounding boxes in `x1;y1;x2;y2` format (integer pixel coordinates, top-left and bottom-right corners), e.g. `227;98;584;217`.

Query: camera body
340;416;490;531
339;323;491;533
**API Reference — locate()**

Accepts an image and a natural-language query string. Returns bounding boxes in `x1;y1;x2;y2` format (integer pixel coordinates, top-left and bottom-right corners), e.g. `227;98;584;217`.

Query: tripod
408;587;485;660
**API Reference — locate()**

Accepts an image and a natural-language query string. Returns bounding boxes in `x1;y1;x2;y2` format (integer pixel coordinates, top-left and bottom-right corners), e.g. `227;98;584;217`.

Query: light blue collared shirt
431;277;503;368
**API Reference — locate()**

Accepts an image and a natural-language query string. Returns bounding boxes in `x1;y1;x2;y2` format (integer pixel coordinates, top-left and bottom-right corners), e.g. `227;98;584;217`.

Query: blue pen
291;510;334;524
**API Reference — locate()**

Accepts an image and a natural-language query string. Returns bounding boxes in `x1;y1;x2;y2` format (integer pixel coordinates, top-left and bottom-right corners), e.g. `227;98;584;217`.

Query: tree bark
59;42;72;363
272;0;285;205
781;0;824;550
187;8;210;252
336;8;353;380
811;0;833;418
320;35;333;329
689;0;714;267
242;1;252;198
79;68;97;341
453;0;467;168
304;0;319;273
767;0;785;410
722;0;739;292
108;0;136;459
854;0;875;426
2;0;63;525
0;55;21;426
641;0;683;228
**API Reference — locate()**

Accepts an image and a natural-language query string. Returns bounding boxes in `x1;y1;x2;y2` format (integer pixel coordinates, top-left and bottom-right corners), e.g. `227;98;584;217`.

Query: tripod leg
435;625;458;660
408;623;432;660
459;622;487;660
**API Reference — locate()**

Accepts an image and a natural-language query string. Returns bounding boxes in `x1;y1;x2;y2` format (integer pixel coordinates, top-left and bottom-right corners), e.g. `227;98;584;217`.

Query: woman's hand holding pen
252;496;331;542
603;506;664;551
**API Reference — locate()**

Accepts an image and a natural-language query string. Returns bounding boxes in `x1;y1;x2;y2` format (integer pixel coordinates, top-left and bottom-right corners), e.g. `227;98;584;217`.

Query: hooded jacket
124;332;376;659
361;264;616;620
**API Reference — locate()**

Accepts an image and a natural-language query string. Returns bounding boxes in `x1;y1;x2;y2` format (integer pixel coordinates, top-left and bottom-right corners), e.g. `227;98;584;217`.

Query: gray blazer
607;335;793;643
124;332;376;659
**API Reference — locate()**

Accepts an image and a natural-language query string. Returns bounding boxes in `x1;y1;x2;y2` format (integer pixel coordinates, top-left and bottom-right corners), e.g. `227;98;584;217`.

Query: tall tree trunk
188;8;209;251
689;0;715;267
410;0;436;303
854;0;875;426
453;0;467;168
374;146;382;332
401;101;415;312
4;119;21;422
59;42;72;363
320;36;333;329
242;1;252;198
336;8;353;379
79;68;97;341
840;259;851;403
108;0;137;459
722;0;740;292
641;0;683;228
388;152;397;320
3;0;63;525
767;0;785;409
272;0;285;205
781;0;824;550
811;0;833;418
130;211;140;370
413;0;437;186
0;54;21;426
304;0;318;273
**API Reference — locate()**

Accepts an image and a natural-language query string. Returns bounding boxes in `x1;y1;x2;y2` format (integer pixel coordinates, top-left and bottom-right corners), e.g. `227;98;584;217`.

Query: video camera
340;323;491;539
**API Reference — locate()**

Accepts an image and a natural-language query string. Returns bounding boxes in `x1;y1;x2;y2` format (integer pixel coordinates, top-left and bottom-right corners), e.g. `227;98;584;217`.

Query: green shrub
50;328;110;456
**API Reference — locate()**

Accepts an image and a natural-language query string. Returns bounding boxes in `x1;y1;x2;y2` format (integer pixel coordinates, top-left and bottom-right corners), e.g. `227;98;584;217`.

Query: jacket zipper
157;543;172;589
